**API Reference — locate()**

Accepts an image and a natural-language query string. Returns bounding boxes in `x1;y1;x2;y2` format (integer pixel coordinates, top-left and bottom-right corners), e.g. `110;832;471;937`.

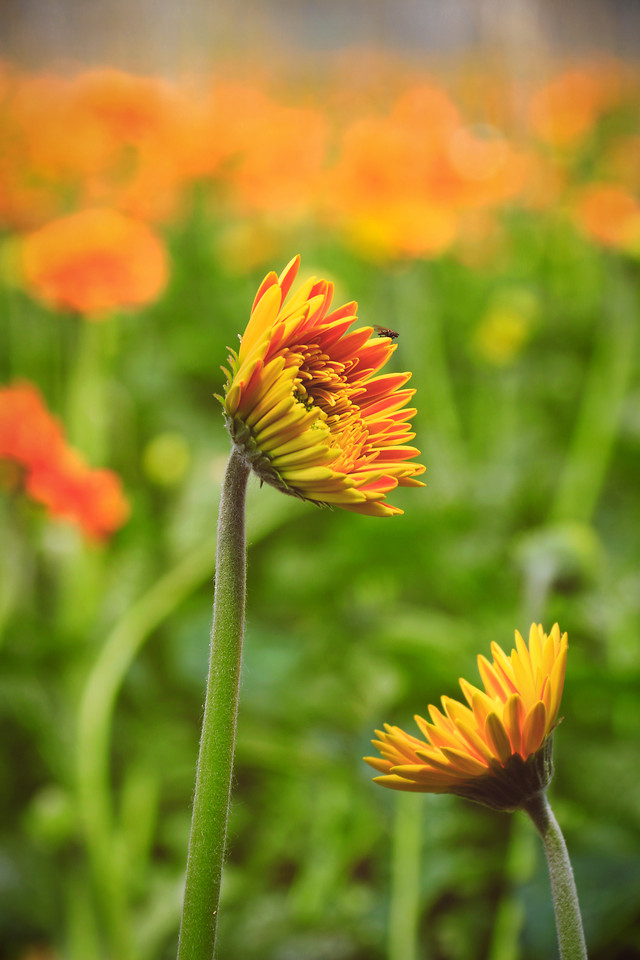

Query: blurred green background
1;3;640;959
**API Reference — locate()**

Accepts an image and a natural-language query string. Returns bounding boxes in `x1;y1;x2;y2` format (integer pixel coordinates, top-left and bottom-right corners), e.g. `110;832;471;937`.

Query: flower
26;448;130;540
572;183;640;253
529;66;622;150
0;381;65;471
0;381;129;539
365;623;568;809
221;256;425;517
19;207;169;316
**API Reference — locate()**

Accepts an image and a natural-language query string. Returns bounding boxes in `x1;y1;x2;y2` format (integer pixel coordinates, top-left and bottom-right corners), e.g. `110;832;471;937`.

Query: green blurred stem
552;265;637;524
486;814;534;960
76;531;224;958
393;267;465;483
59;317;117;637
177;447;250;960
388;792;422;960
66;316;116;463
76;473;293;959
522;793;588;960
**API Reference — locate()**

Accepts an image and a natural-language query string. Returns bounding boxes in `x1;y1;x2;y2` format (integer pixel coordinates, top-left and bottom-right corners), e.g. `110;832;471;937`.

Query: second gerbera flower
222;256;425;516
366;623;568;810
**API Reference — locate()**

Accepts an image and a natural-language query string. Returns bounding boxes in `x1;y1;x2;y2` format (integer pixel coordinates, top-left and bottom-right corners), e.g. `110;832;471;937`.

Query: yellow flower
222;256;425;517
365;623;568;809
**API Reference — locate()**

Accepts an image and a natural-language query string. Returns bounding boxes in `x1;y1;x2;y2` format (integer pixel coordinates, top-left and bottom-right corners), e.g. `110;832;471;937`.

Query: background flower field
1;11;640;959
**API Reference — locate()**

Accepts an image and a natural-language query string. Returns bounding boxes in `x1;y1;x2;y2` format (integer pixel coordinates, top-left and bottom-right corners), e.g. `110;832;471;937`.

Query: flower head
222;256;425;517
365;623;568;809
20;207;169;317
0;382;129;539
26;448;130;540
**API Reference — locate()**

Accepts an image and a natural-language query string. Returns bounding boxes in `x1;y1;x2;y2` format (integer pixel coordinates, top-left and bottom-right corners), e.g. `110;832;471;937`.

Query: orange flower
72;68;179;146
0;382;129;539
26;449;130;540
0;382;65;471
20;208;169;316
529;66;623;150
327;92;459;258
224;100;328;220
222;256;425;516
573;183;640;252
365;624;568;810
327;83;525;260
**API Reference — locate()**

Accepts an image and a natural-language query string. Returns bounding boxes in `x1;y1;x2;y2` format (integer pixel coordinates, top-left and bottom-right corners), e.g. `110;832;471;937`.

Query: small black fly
372;325;399;340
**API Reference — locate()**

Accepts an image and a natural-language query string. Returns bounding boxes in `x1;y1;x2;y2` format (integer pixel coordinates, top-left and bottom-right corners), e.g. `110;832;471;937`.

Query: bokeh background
1;2;639;959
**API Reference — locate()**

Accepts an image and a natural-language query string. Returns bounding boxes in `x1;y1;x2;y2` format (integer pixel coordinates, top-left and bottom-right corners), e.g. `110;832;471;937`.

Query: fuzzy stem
177;447;250;960
522;793;588;960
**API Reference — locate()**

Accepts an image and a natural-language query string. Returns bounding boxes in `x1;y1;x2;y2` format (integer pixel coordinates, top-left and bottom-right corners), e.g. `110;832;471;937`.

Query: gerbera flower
365;623;568;810
0;381;129;539
19;207;169;317
221;256;425;517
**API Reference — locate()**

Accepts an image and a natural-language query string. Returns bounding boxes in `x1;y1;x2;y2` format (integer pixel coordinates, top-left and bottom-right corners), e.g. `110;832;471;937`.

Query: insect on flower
372;325;399;340
221;256;425;516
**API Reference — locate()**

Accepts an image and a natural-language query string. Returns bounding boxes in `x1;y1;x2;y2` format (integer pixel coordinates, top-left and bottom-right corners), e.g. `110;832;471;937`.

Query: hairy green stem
522;793;588;960
177;447;250;960
388;792;423;960
76;479;294;958
76;539;222;959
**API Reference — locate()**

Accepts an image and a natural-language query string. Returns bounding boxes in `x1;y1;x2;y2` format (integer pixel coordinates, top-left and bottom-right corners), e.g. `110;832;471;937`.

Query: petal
440;747;492;777
454;719;496;765
502;693;525;756
277;254;301;300
484;711;514;764
478;655;511;701
363;755;393;774
547;643;568;727
373;775;437;793
521;701;547;757
239;282;282;362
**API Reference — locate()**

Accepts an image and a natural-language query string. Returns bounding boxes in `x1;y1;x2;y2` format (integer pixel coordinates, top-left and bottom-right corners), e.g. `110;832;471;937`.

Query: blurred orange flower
327;82;526;260
26;449;130;540
573;183;640;252
0;382;129;539
0;381;65;471
529;65;623;150
224;99;328;220
20;207;169;316
72;68;178;147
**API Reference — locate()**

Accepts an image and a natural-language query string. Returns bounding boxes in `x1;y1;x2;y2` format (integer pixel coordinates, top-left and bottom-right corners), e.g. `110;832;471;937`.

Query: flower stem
388;793;422;960
177;447;251;960
522;792;588;960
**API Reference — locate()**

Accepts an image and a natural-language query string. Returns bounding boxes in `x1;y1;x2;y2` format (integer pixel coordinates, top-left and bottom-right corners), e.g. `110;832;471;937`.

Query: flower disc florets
221;255;425;517
365;623;568;810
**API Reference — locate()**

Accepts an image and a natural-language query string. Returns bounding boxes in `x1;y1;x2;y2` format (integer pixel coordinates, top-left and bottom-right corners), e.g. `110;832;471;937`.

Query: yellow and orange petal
365;624;568;807
221;256;425;517
19;207;169;317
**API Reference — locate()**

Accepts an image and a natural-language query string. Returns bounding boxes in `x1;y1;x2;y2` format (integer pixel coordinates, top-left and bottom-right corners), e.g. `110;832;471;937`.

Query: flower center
291;343;369;472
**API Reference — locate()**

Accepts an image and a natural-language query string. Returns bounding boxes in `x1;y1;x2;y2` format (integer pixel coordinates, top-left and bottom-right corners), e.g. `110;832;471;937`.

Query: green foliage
1;203;639;960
